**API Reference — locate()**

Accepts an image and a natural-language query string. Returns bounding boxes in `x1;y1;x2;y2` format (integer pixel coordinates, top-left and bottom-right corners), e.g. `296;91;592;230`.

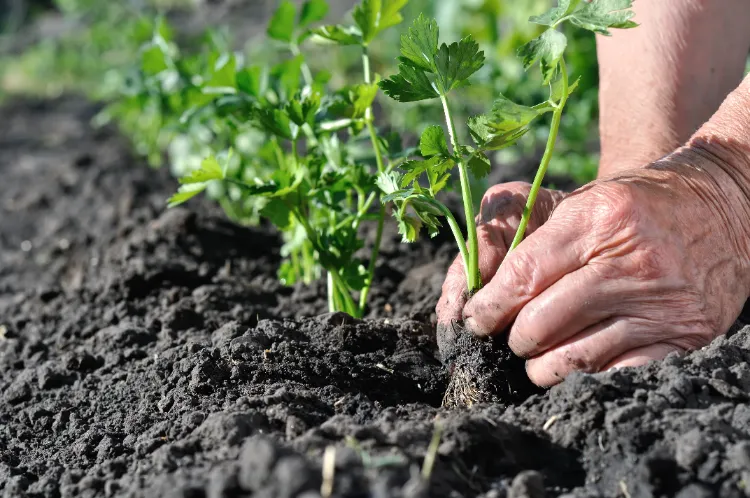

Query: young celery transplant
378;0;637;294
378;0;637;407
164;0;410;318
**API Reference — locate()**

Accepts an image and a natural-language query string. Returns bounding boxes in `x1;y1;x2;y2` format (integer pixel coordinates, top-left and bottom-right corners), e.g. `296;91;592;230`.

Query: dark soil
3;96;750;498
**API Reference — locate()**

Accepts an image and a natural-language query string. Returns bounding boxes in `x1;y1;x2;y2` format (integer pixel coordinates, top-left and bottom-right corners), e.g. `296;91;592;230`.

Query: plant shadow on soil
3;97;750;498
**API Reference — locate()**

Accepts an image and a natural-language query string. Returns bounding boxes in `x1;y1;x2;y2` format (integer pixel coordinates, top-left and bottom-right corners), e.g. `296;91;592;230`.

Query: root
437;320;539;409
442;364;481;408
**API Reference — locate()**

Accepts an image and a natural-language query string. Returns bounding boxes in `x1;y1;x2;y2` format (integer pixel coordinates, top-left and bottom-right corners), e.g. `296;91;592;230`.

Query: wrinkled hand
438;145;750;386
436;182;567;324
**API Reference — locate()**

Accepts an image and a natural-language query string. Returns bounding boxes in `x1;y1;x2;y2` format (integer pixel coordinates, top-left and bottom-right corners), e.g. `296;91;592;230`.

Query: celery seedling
165;0;410;318
379;0;637;407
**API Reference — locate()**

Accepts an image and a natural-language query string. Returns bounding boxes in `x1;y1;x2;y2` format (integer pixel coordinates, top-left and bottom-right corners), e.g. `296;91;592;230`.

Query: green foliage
379;15;485;101
379;0;636;291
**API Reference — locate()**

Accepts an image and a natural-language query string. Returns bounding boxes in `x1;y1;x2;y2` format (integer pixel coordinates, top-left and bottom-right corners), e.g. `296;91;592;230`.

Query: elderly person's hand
453;144;750;386
435;0;750;387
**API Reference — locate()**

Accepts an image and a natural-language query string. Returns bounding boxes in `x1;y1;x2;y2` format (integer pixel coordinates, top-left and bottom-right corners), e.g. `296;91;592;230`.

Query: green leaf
529;0;637;35
518;29;567;83
179;156;225;184
467;115;532;151
398;215;422;243
354;0;408;45
299;0;329;27
379;63;439;102
399;14;439;72
167;183;208;207
237;66;264;97
376;171;402;195
203;53;237;94
260;197;292;229
529;0;582;27
350;82;379;118
141;43;169;75
550;75;580;101
272;55;304;101
254;108;297;140
467;153;491;179
570;0;637;34
419;125;450;158
433;37;485;93
487;95;546;133
285;91;321;126
268;1;297;42
310;25;362;45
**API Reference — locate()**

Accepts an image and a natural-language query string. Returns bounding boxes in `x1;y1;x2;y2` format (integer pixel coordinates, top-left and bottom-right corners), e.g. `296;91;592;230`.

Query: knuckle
588;182;641;240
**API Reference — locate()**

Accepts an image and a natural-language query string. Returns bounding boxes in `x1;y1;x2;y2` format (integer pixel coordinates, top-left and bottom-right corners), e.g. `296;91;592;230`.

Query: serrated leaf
398;215;422;243
419;125;450;158
354;0;408;45
285;91;321;126
379;63;439;102
376;171;402;195
487;95;546;133
467;153;491;179
179;156;225;184
468;115;532;151
433;37;485;93
529;0;582;27
167;183;208;207
299;0;329;27
268;1;297;42
254;107;297;140
518;29;567;83
310;25;362;45
399;14;439;72
570;0;637;35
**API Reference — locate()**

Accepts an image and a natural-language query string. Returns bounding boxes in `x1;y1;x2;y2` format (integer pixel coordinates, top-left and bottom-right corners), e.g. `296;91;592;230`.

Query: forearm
597;0;750;177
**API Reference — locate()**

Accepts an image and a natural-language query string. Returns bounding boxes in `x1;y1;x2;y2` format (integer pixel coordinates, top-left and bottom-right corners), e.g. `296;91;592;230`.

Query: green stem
358;204;385;314
293;207;358;316
358;46;388;315
290;43;314;86
509;61;569;252
427;198;471;285
327;272;336;313
440;94;480;292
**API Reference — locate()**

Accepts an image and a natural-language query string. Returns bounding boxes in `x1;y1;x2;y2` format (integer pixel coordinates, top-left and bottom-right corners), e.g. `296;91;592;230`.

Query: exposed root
437;320;539;408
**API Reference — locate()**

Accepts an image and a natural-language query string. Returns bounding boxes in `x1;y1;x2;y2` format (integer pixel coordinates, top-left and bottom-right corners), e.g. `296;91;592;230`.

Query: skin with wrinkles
437;0;750;390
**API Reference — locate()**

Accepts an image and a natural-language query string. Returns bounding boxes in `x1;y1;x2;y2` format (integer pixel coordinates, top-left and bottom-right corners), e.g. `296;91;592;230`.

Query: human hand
461;145;750;386
435;182;566;346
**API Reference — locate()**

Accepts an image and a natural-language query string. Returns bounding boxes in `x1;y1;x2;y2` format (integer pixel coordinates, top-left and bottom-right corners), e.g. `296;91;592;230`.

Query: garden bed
3;96;750;498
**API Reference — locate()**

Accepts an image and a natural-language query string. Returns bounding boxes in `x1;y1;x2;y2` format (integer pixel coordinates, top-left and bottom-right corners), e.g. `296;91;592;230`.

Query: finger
603;343;684;370
524;317;640;386
436;253;471;325
508;264;618;358
437;184;558;325
463;212;589;337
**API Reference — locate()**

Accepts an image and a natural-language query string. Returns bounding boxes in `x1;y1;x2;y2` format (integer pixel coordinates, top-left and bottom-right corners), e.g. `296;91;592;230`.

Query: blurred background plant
0;0;604;185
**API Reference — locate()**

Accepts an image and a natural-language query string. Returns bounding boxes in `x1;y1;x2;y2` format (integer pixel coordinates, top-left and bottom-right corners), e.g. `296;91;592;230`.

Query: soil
3;96;750;498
